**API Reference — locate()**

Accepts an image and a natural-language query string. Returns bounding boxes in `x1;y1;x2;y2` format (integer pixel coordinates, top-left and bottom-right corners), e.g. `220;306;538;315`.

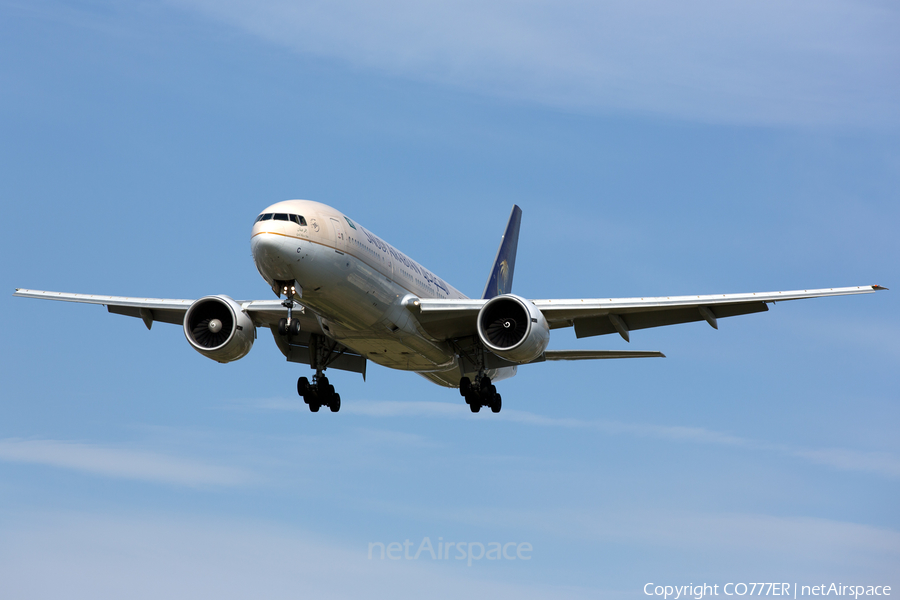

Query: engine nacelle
183;295;255;363
476;294;550;363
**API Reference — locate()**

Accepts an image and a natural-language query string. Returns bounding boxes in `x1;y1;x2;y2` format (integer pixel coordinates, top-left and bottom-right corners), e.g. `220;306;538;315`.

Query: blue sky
1;1;898;597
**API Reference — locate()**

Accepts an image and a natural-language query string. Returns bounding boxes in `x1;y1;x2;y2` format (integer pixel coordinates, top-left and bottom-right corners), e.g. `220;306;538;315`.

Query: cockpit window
255;212;306;225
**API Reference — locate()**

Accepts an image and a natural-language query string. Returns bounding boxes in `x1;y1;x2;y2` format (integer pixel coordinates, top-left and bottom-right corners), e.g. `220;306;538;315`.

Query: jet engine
476;294;549;363
183;295;255;363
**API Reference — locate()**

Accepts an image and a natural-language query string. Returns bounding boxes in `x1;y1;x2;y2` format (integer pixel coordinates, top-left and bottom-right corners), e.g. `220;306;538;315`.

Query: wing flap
573;301;768;339
106;305;186;326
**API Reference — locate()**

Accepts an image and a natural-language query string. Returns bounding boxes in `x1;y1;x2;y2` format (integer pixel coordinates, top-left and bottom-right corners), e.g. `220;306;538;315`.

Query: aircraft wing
11;289;322;332
413;285;886;342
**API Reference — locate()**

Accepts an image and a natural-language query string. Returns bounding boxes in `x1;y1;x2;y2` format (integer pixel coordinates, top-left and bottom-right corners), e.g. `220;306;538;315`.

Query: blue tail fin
482;205;523;299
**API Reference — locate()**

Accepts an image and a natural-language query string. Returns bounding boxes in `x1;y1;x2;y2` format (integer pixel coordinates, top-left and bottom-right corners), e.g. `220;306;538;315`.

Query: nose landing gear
298;373;341;413
278;296;302;337
460;375;501;414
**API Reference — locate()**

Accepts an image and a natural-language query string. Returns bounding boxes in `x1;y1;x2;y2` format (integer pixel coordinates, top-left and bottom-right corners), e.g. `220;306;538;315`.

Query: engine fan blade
486;317;527;347
192;317;229;348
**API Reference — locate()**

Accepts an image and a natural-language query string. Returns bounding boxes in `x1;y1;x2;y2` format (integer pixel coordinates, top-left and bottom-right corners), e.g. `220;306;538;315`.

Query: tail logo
499;260;510;294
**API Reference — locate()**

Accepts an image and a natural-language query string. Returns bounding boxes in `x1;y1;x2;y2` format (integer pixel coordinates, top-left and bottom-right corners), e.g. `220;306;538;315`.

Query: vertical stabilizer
482;205;523;299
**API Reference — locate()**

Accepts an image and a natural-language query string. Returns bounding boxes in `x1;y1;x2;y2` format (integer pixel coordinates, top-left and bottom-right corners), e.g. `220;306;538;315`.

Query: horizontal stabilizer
539;350;666;361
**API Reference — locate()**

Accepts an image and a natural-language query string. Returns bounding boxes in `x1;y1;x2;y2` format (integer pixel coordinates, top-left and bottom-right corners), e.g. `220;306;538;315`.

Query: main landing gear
460;375;501;414
298;372;341;413
279;295;341;414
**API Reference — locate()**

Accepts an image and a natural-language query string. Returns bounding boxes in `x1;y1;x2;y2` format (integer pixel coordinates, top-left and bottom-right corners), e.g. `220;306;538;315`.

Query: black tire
482;384;496;399
289;319;301;336
278;318;288;336
469;402;481;413
491;394;502;413
330;394;341;413
309;403;320;412
326;384;335;399
297;376;310;397
459;377;471;397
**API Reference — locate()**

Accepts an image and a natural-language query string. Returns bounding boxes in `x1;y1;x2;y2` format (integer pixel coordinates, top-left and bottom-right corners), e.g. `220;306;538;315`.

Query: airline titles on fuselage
358;226;450;297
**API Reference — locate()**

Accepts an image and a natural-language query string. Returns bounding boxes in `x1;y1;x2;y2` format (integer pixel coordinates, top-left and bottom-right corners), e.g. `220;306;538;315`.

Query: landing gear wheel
303;373;343;414
490;394;502;413
297;377;310;396
469;402;481;413
459;377;471;397
278;318;288;336
289;319;301;336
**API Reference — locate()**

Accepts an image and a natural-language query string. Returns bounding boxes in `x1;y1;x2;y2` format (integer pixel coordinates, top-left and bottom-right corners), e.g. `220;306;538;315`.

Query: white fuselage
250;199;514;387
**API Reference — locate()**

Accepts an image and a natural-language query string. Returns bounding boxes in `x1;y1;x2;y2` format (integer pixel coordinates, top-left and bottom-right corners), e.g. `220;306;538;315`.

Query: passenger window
274;213;289;221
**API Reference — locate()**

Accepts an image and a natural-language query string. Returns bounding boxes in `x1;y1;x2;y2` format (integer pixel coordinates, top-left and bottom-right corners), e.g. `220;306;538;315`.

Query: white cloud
169;0;900;126
341;400;900;478
792;447;900;478
2;509;896;598
0;438;256;487
345;400;467;418
428;504;900;564
0;512;593;600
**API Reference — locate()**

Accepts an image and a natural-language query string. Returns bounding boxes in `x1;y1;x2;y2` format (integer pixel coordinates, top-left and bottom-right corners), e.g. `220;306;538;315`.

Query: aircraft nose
251;232;295;281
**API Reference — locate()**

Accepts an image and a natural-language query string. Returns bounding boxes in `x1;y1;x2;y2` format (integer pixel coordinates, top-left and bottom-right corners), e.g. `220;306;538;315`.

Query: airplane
14;200;886;414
